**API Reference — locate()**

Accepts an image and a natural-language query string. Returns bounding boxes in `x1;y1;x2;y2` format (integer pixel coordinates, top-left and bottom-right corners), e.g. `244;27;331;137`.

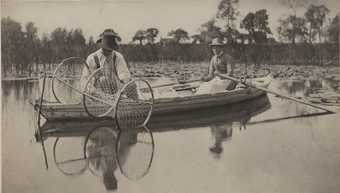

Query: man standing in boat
197;38;237;94
80;29;131;93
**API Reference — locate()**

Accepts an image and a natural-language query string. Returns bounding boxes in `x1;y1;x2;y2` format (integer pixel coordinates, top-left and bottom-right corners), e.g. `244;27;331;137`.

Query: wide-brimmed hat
96;29;121;50
209;38;225;46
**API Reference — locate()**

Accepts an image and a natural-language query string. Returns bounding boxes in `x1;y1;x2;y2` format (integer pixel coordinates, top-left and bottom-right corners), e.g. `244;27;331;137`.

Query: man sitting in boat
80;29;131;94
196;38;237;94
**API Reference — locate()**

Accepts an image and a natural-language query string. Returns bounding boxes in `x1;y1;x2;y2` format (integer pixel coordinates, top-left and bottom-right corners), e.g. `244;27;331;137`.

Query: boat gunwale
38;87;262;108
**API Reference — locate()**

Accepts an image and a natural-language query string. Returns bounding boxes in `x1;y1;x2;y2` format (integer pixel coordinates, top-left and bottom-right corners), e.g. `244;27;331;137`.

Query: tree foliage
1;17;26;75
168;28;189;43
1;17;99;76
327;14;339;43
277;15;308;43
145;28;159;44
199;19;223;43
305;4;330;42
216;0;239;29
240;9;272;43
132;30;147;45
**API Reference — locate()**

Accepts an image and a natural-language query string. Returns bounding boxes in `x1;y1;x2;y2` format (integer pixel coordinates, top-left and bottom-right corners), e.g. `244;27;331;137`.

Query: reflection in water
210;122;233;155
85;127;118;191
42;94;271;190
209;106;254;156
2;79;339;193
51;125;154;191
116;127;154;181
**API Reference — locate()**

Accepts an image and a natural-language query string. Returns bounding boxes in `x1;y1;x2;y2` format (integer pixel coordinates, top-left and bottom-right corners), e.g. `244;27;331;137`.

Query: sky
1;0;339;43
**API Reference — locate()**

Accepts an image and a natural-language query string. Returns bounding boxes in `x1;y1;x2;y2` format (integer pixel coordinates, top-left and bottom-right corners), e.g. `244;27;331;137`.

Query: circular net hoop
52;57;86;104
114;79;154;131
84;126;118;177
82;67;117;118
53;137;89;176
115;126;155;181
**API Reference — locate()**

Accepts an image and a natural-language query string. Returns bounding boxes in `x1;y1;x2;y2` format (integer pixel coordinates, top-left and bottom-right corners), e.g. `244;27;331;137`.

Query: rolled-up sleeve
115;53;131;82
80;55;96;91
207;57;216;80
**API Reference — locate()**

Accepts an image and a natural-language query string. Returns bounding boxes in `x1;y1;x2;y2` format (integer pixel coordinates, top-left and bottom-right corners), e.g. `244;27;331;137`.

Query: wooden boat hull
35;87;266;121
40;95;271;138
34;74;272;121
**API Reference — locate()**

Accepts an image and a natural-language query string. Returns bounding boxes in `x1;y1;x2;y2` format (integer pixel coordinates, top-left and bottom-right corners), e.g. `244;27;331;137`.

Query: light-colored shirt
206;52;234;81
80;49;131;91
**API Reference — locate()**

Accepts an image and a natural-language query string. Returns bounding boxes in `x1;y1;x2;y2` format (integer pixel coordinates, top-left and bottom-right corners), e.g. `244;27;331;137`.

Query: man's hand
201;76;211;82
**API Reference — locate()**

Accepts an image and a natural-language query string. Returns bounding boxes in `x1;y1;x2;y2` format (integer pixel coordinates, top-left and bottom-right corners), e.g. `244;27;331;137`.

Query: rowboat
33;74;272;121
39;94;271;139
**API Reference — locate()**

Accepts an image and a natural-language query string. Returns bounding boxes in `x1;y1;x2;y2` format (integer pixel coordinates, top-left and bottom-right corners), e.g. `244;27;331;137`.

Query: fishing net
52;57;86;104
82;67;154;127
114;79;154;131
82;68;117;118
84;126;118;177
53;137;88;176
116;126;155;180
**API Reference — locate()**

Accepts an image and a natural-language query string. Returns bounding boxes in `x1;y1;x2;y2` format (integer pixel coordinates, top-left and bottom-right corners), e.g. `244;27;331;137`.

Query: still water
2;79;340;193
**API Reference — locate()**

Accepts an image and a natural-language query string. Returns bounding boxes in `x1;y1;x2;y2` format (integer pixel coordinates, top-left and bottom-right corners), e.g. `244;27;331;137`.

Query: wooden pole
217;73;337;113
37;74;49;170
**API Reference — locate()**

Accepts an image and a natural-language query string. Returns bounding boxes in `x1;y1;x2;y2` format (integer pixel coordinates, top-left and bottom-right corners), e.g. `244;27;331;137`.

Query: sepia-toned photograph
1;0;340;192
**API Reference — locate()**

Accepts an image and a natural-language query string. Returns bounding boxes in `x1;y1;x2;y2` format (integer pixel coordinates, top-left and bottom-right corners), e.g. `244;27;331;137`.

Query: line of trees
1;17;98;77
128;0;338;45
1;0;339;77
277;1;338;44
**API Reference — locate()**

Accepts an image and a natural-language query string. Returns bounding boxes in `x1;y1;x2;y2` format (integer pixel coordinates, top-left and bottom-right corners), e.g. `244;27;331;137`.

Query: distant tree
327;14;339;43
1;17;25;75
216;0;239;29
50;27;69;62
305;4;330;43
145;28;159;44
241;12;256;35
23;22;40;76
240;9;272;43
277;15;308;43
132;30;147;45
199;19;223;43
40;33;53;71
68;28;86;57
87;36;98;54
168;28;189;43
216;0;239;43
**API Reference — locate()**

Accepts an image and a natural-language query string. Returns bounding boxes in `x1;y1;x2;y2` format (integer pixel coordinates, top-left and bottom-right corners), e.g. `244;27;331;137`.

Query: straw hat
209;38;225;46
96;29;122;51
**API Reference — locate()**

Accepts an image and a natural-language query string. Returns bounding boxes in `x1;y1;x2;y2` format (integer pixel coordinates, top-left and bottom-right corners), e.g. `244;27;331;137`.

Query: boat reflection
40;95;271;191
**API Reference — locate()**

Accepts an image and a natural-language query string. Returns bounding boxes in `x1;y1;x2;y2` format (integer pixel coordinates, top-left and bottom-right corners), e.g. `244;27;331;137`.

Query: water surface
2;79;340;193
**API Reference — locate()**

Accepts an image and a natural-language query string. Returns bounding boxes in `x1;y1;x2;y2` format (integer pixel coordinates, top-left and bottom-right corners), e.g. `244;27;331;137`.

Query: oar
248;111;331;125
216;73;337;114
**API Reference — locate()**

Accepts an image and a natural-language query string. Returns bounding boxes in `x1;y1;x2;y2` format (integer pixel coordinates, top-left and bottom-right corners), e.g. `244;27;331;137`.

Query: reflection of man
86;127;137;191
209;122;233;154
80;29;131;93
197;38;237;94
86;127;118;191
